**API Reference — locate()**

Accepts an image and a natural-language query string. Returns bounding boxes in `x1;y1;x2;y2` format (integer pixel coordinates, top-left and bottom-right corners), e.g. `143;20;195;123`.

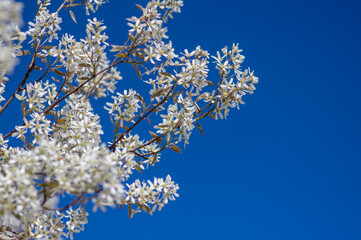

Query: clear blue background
13;0;361;239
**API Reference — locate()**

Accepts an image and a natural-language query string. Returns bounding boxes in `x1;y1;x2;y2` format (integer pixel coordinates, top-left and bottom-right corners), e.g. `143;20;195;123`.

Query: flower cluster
155;95;196;146
27;9;62;43
29;205;88;240
105;89;141;127
0;0;25;109
0;0;257;239
124;175;179;217
43;18;122;99
16;80;57;112
85;0;106;15
211;44;258;119
0;0;24;72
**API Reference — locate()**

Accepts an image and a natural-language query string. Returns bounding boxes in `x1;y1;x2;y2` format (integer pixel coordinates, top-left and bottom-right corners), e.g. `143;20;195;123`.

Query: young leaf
69;10;77;24
33;66;42;71
51;76;60;83
40;56;47;64
207;80;216;87
41;45;55;50
196;122;204;136
21;100;25;116
160;72;172;77
149;131;158;139
128;204;133;219
169;144;182;153
209;113;216;120
53;69;66;77
110;45;124;52
150;131;162;144
151;153;158;165
196;92;209;102
135;4;144;11
20;50;31;56
115;52;127;58
144;204;153;215
194;102;201;113
135;165;143;173
136;202;146;212
78;63;92;68
132;63;142;80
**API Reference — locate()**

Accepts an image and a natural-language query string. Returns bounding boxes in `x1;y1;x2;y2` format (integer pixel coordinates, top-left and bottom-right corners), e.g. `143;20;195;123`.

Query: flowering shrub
0;0;258;239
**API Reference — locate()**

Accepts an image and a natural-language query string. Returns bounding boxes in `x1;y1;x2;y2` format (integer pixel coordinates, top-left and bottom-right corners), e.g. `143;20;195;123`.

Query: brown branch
0;50;38;116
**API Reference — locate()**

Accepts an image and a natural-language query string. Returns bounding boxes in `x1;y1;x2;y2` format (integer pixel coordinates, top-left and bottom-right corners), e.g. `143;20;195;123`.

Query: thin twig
0;48;38;116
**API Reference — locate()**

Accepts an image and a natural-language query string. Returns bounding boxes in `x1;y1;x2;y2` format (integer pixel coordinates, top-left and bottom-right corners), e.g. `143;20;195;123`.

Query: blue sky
12;0;361;239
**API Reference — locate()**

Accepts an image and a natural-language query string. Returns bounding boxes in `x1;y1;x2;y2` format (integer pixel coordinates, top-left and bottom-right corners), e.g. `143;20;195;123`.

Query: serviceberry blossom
0;0;257;239
105;89;141;127
0;0;25;109
27;9;62;43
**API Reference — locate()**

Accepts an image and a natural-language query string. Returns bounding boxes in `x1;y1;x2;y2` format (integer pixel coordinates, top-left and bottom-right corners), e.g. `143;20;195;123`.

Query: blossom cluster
27;8;62;43
105;89;141;127
124;175;179;218
0;0;25;108
0;0;257;239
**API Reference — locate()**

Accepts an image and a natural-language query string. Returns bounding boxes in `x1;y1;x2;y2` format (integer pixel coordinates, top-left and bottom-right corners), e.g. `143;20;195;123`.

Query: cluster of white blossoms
27;8;62;43
0;0;258;239
105;89;141;127
0;0;25;107
123;175;179;218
